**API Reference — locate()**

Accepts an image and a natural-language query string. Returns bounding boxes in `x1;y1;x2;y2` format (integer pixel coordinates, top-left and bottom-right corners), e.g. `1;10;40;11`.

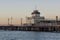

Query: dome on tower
31;10;40;14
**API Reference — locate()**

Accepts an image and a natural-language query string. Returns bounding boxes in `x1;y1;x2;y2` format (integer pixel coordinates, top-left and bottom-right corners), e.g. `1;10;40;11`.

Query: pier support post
49;27;51;32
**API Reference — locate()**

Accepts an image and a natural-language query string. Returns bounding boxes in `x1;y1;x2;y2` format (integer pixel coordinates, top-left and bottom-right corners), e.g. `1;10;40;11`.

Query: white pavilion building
26;10;45;24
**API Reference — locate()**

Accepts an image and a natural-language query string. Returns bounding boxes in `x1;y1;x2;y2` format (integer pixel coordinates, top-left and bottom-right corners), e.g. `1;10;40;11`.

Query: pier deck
0;25;60;32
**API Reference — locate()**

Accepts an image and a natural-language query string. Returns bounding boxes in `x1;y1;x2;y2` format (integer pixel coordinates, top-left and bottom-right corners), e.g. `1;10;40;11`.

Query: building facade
26;10;45;24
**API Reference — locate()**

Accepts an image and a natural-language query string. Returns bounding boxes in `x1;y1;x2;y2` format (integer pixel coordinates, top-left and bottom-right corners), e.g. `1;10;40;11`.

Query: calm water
0;31;60;40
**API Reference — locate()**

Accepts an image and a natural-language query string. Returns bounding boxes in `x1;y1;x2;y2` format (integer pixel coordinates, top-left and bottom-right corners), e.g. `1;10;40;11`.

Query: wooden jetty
0;25;60;32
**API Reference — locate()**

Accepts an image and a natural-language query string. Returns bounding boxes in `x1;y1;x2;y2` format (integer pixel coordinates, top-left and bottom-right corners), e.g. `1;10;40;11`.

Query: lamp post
21;18;23;26
8;18;9;25
11;17;13;25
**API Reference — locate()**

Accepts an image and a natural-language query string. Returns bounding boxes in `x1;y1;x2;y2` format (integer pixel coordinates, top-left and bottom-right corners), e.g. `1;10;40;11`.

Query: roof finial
35;5;37;10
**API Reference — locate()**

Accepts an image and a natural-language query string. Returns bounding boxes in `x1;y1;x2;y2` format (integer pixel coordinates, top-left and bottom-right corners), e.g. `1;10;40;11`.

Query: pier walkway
0;25;60;32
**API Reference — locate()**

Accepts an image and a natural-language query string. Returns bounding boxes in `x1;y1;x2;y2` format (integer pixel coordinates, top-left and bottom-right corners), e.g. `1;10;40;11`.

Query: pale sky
0;0;60;25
